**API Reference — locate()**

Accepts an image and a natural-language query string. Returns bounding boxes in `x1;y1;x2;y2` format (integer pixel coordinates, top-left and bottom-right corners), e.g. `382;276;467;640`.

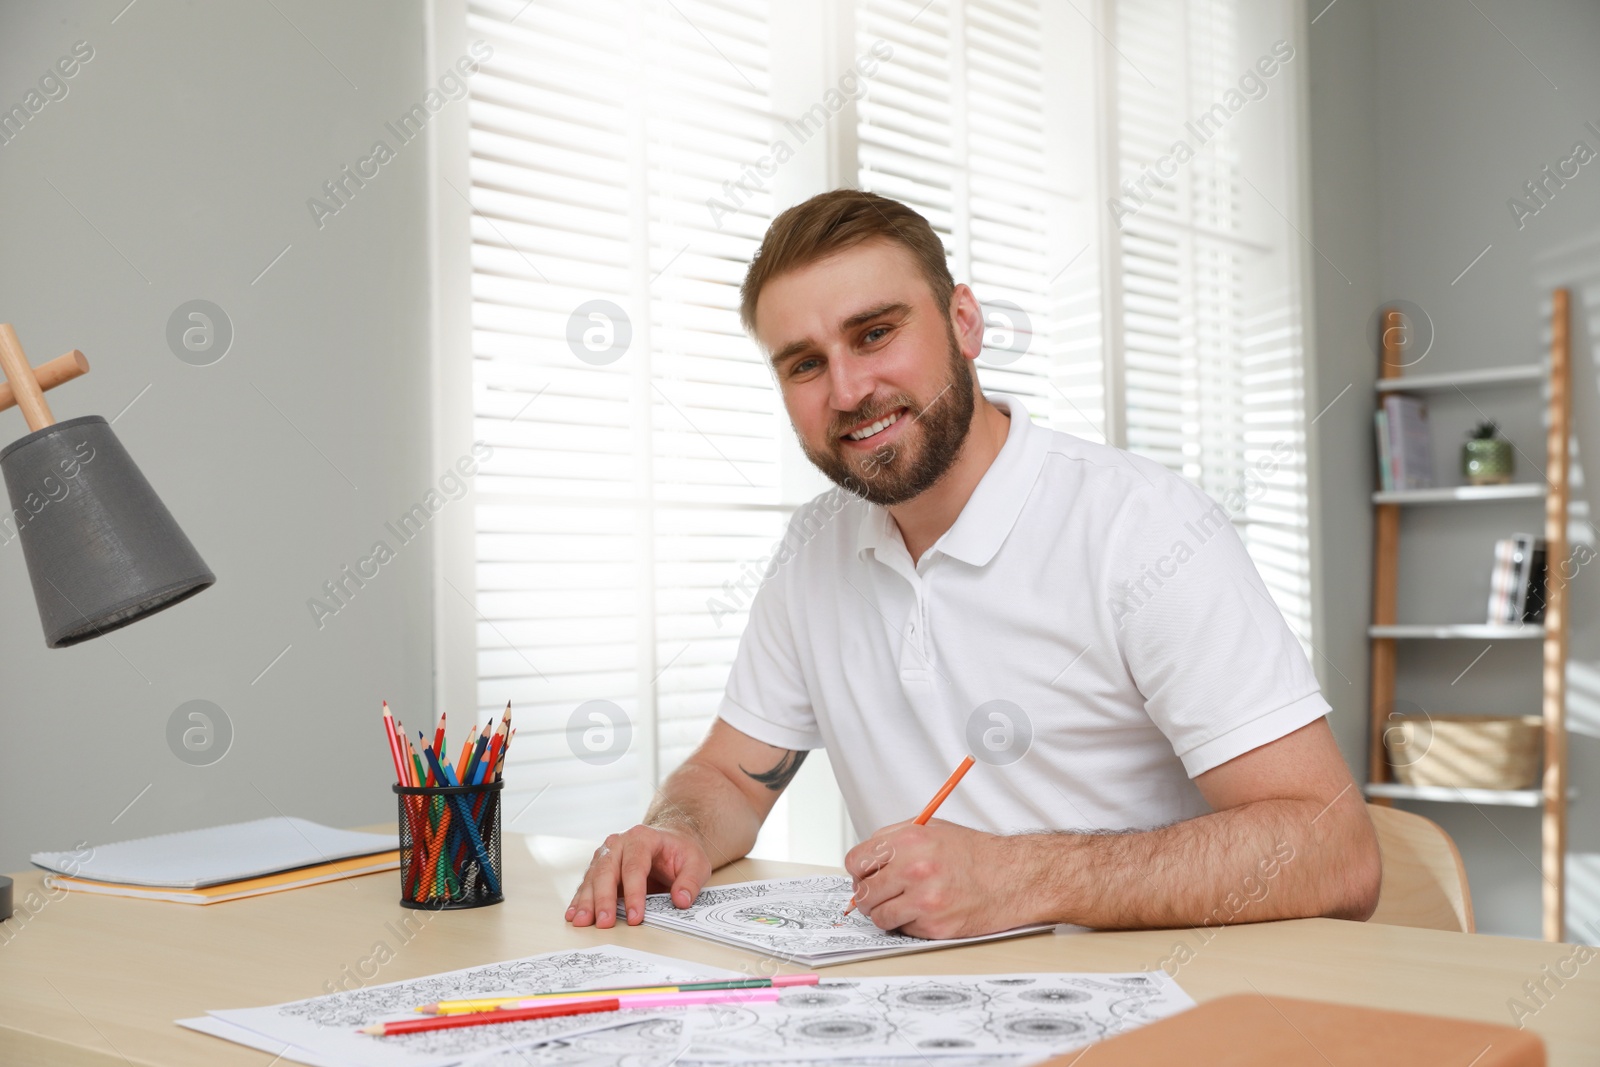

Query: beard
799;324;976;506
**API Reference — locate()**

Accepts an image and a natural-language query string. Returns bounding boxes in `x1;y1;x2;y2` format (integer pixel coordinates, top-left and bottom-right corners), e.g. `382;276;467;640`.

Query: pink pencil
494;988;781;1013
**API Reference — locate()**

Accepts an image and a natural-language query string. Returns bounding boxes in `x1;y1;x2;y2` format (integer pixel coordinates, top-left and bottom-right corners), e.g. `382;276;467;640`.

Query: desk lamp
0;323;215;921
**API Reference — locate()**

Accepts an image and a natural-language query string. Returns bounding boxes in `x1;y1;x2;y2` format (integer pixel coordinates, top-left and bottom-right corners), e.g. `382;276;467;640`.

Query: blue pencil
466;731;491;785
421;735;502;897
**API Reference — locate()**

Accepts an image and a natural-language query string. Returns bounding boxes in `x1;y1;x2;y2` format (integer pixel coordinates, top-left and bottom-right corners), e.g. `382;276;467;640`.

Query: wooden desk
3;833;1596;1066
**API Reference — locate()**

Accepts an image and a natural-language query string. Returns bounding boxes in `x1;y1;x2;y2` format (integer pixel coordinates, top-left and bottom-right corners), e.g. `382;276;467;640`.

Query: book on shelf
1486;538;1519;623
1486;534;1547;625
1374;410;1395;492
1380;394;1434;490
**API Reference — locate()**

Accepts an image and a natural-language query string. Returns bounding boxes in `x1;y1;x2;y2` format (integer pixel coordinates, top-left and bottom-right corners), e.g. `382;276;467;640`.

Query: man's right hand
561;721;804;927
565;823;712;928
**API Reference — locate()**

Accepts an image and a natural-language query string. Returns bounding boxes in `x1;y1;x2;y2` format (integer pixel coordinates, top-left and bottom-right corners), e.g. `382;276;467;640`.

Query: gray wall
1304;0;1383;788
1306;0;1600;941
0;2;435;873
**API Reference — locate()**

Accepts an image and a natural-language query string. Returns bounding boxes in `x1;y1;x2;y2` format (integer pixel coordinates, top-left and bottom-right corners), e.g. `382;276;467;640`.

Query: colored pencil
402;727;426;789
465;730;490;783
432;711;447;767
497;727;514;776
476;733;503;787
380;703;406;784
500;988;781;1013
912;755;976;823
360;998;619;1036
455;724;479;783
475;703;511;785
843;754;976;916
385;703;426;894
365;989;781;1035
421;974;817;1015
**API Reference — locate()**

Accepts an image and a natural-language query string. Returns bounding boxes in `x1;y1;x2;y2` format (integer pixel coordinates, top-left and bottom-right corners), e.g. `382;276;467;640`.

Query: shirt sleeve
716;558;825;752
1101;464;1331;778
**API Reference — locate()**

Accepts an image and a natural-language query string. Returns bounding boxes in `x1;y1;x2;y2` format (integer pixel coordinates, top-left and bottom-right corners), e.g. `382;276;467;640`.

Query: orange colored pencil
404;724;429;788
456;724;480;783
913;755;976;823
843;755;976;916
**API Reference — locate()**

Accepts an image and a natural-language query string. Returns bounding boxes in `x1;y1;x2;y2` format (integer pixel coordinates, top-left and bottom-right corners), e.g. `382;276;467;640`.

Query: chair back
1366;802;1474;933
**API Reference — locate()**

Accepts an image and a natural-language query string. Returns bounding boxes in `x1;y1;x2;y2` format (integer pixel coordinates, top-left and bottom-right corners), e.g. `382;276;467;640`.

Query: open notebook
32;817;398;888
641;875;1055;965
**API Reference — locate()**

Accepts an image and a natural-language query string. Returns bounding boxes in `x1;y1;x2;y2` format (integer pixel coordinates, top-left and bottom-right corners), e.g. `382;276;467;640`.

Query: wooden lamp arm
0;324;92;430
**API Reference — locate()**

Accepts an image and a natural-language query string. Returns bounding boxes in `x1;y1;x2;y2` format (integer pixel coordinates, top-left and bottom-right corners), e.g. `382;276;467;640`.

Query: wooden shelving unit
1365;290;1571;941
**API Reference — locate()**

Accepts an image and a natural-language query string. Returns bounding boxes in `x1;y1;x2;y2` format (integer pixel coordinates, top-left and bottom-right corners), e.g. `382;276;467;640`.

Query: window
852;0;1105;437
1108;0;1315;646
458;0;1315;852
465;0;788;838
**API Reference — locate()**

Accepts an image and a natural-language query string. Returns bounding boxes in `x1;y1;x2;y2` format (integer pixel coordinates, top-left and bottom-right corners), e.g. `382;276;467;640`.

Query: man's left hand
844;819;1028;939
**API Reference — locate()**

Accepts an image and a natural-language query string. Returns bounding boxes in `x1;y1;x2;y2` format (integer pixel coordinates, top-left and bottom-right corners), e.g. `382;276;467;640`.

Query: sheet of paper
197;945;742;1067
642;876;1053;965
182;1013;1028;1067
461;1019;1023;1067
456;1018;690;1067
178;1016;338;1067
679;972;1194;1062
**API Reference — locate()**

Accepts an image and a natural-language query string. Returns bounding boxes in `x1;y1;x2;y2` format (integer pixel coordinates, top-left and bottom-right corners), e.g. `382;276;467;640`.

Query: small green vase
1462;437;1513;485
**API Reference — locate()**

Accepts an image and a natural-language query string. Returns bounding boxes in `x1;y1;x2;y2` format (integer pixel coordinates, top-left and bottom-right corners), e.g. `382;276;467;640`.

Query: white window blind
853;0;1101;433
466;0;787;837
460;0;1317;846
1108;0;1314;645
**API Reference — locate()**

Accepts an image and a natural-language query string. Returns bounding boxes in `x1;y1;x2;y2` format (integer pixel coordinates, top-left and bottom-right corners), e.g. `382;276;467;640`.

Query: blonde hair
739;189;954;336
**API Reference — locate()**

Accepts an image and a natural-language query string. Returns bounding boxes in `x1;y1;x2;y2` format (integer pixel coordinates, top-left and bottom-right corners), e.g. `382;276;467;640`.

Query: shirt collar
854;393;1046;568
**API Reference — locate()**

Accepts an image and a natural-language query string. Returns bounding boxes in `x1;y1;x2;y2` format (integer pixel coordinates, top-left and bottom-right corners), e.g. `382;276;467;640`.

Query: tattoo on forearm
740;750;808;791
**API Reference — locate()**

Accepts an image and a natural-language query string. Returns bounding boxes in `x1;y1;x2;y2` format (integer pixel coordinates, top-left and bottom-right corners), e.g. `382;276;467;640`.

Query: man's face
754;239;977;506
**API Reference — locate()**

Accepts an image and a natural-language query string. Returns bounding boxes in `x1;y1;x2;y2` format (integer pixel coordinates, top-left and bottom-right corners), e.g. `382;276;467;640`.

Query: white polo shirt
717;394;1329;838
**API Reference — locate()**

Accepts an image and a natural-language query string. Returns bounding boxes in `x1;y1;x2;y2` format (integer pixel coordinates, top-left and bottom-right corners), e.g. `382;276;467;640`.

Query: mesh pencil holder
393;779;504;909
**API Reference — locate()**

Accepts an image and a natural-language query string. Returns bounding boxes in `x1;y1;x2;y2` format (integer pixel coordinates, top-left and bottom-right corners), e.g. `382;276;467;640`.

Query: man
565;189;1381;937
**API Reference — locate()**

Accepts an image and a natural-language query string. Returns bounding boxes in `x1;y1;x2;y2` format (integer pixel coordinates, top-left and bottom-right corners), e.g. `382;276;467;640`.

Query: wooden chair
1366;803;1474;933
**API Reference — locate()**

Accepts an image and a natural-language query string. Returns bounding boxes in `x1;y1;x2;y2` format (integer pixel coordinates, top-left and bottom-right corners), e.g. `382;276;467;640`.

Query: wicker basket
1383;714;1542;789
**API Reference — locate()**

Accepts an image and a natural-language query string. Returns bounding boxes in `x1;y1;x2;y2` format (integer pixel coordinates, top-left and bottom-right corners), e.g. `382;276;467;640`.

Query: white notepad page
32;817;398;888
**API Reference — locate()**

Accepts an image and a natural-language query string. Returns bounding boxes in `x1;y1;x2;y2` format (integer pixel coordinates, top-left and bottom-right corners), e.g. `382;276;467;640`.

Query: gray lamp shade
0;415;214;647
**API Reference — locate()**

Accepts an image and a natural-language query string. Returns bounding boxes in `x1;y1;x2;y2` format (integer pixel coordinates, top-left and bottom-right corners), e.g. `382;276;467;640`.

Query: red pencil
381;702;406;785
385;703;426;894
359;997;618;1036
496;727;515;780
433;711;447;769
479;734;503;785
